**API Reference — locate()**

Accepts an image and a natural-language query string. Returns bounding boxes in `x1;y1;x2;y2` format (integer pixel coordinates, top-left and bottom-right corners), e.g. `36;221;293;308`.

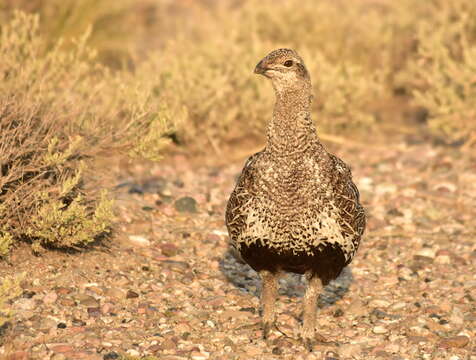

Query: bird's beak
254;59;268;75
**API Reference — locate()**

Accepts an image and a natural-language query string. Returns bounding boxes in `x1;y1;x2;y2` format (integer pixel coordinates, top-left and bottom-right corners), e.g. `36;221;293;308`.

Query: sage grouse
225;49;365;350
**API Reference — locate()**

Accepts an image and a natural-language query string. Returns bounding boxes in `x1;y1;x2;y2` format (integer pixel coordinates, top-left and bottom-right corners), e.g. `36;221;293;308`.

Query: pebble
128;235;151;247
43;291;58;304
160;243;179;257
103;352;120;360
416;248;436;259
75;294;99;307
390;302;407;310
104;288;124;299
50;354;66;360
174;196;197;213
190;351;210;360
369;299;391;308
438;335;469;348
435;250;451;264
59;298;76;307
373;326;389;334
126;349;140;357
55;287;71;295
126;290;139;299
87;307;101;317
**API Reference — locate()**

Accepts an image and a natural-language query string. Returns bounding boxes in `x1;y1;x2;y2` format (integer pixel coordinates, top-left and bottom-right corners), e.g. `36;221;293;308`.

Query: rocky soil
1;139;475;360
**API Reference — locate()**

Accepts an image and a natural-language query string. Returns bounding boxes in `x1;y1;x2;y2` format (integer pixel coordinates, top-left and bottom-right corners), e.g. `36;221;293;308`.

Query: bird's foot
302;336;314;352
300;330;328;352
301;326;315;351
262;321;274;339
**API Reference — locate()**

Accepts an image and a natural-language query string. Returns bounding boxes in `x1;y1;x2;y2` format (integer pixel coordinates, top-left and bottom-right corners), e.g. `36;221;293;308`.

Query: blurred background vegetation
0;0;475;256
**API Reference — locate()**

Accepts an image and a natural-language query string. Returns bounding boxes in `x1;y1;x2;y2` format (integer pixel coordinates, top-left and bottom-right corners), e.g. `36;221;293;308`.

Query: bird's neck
266;88;319;156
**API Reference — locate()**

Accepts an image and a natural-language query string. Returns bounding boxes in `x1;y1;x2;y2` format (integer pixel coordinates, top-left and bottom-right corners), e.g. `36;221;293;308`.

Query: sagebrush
3;0;475;150
0;12;171;255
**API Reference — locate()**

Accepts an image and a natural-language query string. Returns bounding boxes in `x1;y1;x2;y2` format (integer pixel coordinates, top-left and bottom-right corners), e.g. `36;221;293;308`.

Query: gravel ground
1;140;475;360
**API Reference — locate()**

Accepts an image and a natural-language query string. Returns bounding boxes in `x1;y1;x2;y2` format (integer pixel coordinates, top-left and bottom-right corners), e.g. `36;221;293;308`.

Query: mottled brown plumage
225;49;366;350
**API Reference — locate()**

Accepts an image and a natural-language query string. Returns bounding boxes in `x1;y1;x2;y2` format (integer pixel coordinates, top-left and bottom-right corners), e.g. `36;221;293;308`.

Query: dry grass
406;0;476;145
0;12;171;255
0;0;475;255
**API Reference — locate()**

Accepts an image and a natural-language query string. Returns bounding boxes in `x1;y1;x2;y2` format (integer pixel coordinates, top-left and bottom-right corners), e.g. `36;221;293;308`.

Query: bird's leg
259;270;278;339
301;272;322;351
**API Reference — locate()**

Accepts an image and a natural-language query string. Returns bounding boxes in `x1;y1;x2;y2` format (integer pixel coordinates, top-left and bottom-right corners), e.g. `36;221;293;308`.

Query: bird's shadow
219;248;354;309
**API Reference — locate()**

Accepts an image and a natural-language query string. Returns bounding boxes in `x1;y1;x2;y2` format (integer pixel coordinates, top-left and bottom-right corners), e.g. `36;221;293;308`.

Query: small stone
72;318;86;326
43;291;58;304
50;354;66;360
104;288;124;299
101;303;113;314
128;235;151;247
55;287;71;295
369;299;391;308
87;307;101;317
433;182;456;193
372;326;389;334
174;196;197;213
126;290;139;299
57;322;67;329
416;248;436;258
390;302;407;310
325;351;339;359
76;294;99;307
435;250;451;264
333;308;344;317
370;309;392;319
157;194;173;204
128;184;143;194
21;290;36;298
191;351;210;360
59;298;76;307
165;260;190;273
160;243;179;257
103;352;120;360
126;349;140;357
438;335;469;348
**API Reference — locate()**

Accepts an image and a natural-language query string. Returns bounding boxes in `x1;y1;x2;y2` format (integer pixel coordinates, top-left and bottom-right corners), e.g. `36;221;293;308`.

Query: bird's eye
283;60;293;67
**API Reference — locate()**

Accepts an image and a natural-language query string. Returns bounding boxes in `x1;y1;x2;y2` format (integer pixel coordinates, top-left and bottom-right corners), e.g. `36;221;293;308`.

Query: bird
225;48;366;351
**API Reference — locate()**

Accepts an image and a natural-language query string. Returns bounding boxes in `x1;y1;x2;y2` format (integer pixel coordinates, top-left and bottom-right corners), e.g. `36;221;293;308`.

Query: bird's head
254;48;311;93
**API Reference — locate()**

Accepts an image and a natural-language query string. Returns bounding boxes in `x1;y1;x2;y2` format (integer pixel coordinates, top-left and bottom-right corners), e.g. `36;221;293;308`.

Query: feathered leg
301;272;322;351
259;270;278;339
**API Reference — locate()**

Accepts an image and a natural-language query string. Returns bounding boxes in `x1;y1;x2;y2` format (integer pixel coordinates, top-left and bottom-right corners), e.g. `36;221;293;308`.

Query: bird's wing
225;151;263;241
328;153;366;245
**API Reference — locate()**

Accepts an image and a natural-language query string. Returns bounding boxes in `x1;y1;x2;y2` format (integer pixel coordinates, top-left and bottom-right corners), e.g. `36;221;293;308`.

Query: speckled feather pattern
225;49;365;282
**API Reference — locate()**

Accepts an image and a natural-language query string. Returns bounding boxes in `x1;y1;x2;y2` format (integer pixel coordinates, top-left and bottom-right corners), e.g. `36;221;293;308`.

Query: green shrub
0;12;171;255
406;0;476;145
